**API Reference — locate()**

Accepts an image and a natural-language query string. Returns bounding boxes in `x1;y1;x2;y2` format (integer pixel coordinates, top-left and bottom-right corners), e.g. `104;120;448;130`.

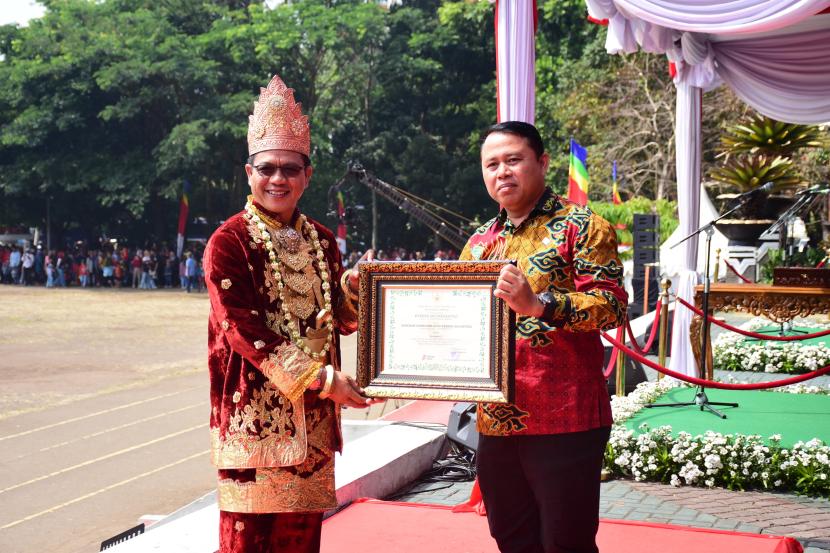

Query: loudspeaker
447;402;479;452
633;248;659;264
629;276;660;318
633;214;659;229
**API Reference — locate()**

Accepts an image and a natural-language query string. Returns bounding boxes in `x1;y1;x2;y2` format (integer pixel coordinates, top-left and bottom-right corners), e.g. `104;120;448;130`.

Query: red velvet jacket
204;208;355;472
460;189;627;436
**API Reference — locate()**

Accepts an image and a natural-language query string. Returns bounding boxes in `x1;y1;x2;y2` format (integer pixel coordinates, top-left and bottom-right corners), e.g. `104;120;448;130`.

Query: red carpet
322;500;802;553
380;400;455;424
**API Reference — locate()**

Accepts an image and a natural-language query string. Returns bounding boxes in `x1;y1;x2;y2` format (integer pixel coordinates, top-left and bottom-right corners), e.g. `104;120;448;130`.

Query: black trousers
476;427;611;553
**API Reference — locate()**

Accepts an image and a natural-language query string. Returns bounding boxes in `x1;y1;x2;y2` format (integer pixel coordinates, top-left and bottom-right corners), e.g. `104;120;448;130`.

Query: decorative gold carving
356;261;515;403
706;293;830;323
691;283;830;378
689;315;714;381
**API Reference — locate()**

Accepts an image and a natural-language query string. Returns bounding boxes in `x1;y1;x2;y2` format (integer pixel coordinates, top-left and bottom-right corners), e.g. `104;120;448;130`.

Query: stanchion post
657;279;671;380
713;248;721;282
615;312;626;397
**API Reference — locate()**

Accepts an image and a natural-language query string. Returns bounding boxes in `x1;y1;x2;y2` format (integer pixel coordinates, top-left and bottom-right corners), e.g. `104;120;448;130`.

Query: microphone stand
646;196;751;418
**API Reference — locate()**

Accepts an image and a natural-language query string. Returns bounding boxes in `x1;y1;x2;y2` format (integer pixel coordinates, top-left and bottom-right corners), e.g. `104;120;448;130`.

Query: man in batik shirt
461;121;627;553
204;74;371;553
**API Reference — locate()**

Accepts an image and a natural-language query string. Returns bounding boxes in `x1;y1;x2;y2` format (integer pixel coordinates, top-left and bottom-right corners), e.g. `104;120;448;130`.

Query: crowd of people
342;246;459;268
0;242;459;290
0;242;206;292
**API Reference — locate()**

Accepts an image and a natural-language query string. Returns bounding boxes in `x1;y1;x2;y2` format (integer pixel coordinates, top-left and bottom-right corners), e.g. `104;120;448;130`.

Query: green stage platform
625;388;830;447
747;325;829;347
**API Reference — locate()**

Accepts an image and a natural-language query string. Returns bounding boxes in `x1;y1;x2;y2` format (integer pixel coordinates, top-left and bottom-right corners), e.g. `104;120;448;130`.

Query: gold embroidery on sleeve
221;279;232;290
222;320;230;331
254;340;266;350
260;343;322;401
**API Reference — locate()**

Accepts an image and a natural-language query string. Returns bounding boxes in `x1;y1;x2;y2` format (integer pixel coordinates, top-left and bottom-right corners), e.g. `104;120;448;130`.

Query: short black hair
481;121;545;159
247;152;311;167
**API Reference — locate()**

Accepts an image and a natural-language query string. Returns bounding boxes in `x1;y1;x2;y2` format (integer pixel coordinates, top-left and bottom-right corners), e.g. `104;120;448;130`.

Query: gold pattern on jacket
217;408;337;513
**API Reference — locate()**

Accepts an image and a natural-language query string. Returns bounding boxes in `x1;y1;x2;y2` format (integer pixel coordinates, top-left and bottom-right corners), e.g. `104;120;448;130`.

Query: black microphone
730;182;774;204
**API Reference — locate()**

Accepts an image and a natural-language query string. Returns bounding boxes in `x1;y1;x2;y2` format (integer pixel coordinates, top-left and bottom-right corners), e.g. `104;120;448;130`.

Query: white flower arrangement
712;317;830;374
607;378;830;497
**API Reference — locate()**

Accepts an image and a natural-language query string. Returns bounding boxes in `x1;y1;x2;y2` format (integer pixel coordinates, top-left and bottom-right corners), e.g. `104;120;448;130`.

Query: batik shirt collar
495;187;559;234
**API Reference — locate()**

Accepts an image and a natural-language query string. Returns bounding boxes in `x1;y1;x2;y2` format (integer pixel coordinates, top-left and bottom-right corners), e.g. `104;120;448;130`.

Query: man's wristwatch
537;292;558;322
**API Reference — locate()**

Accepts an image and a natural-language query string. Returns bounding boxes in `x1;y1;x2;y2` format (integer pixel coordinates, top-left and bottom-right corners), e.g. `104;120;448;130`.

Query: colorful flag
335;190;347;255
176;179;191;258
568;139;589;206
612;160;622;205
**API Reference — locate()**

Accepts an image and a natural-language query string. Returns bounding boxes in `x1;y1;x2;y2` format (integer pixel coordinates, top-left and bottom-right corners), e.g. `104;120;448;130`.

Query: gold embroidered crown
247;74;310;157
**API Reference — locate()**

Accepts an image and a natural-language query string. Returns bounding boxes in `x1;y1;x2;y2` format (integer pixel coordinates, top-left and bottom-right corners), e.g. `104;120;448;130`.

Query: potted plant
707;114;829;244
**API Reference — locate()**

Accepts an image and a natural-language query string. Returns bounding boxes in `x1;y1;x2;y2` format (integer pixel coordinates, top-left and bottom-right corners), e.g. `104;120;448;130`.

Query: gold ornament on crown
248;74;310;157
244;198;333;361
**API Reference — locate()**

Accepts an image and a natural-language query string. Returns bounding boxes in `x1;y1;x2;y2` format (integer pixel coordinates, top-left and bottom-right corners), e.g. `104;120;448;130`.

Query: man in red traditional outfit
204;74;370;553
460;121;627;553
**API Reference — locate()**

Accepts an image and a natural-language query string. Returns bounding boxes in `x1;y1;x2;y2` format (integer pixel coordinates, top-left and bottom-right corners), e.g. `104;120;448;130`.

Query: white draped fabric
584;0;830;378
667;83;702;377
585;1;830;123
588;0;830;35
712;24;830;124
495;0;536;123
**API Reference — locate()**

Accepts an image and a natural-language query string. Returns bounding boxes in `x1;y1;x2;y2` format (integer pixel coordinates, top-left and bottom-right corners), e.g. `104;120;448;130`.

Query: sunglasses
252;163;306;179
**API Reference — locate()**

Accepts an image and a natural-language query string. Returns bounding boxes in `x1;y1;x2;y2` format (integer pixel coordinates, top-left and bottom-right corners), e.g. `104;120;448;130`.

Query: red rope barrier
675;296;830;341
724;259;752;283
604;324;624;378
625;300;662;354
600;330;830;389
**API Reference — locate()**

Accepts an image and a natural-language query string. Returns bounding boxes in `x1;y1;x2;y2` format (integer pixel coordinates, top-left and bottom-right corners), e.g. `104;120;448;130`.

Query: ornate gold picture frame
356;260;515;403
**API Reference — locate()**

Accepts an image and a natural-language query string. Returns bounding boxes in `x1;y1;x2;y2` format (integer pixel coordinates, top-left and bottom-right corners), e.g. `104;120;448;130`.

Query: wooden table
690;283;830;379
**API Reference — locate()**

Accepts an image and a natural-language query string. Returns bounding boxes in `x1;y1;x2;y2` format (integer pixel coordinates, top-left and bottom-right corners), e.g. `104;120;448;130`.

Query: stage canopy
583;0;830;376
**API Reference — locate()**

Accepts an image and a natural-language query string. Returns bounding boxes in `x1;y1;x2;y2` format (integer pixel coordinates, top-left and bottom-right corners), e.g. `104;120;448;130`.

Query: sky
0;0;45;27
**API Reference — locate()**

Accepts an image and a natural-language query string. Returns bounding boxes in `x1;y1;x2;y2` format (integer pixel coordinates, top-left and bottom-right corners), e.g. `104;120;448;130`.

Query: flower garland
245;198;333;361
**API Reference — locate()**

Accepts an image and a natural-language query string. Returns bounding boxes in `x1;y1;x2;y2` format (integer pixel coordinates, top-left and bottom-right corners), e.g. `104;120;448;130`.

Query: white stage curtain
495;0;536;123
713;25;830;124
667;83;702;378
588;0;830;36
586;0;830;122
585;0;830;379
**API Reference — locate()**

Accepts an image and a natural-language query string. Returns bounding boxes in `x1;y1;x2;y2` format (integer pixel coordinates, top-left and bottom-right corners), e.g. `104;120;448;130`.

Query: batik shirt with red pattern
460;189;627;436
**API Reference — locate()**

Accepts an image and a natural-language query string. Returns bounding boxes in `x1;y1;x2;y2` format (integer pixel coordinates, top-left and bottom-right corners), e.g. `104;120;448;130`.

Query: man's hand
493;263;544;317
327;370;379;409
346;249;374;294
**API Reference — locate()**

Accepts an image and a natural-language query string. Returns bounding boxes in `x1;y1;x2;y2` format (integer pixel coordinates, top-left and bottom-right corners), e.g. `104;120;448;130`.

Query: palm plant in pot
707;114;829;244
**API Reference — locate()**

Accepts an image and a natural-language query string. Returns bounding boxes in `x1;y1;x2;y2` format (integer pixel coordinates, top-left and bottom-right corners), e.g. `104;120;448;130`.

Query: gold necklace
245;199;333;361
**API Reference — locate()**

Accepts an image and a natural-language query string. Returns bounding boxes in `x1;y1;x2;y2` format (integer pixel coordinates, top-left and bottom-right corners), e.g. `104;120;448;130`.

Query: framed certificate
356;261;515;403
